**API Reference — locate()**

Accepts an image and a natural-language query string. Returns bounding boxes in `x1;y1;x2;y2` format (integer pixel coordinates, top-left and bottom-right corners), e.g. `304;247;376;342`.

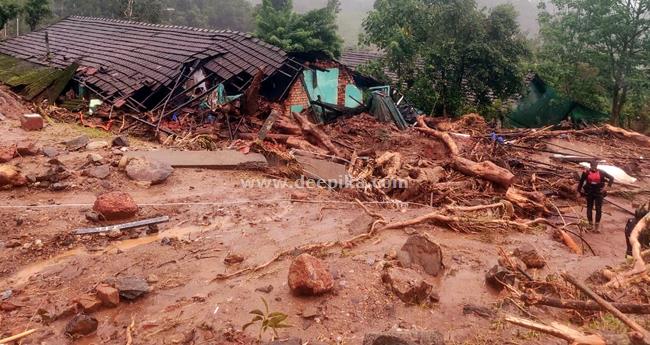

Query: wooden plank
126;150;268;169
74;216;170;235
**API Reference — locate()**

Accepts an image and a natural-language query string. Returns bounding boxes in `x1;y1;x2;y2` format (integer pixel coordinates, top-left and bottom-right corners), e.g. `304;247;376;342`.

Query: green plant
242;297;292;340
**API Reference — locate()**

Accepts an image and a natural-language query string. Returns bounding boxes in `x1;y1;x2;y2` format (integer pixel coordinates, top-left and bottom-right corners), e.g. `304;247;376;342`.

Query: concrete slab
295;154;349;186
125;150;267;170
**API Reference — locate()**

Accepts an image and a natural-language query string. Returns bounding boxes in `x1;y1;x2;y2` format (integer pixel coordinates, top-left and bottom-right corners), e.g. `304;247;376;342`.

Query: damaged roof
0;16;289;106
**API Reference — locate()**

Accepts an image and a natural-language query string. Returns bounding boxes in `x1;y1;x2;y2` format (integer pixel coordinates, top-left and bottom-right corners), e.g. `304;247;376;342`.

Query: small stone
95;284;120;307
125;158;173;185
65;135;90;151
64;313;98;337
485;265;515;291
1;289;12;300
301;305;320;319
20;113;43;131
107;228;122;239
0;144;16;163
4;239;21;248
0;301;19;311
255;285;273;293
42;146;59;158
87;153;104;164
16;141;39;156
381;267;437;305
113;276;150;300
50;182;70;191
224;253;244;265
385;249;398;260
83;164;110;179
397;233;444;276
76;295;103;313
0;164;28;187
288;254;334;296
513;243;546;269
85;211;101;222
111;135;129;147
92;191;138;220
117;156;130;170
146;274;159;284
86;141;109;150
33;239;43;249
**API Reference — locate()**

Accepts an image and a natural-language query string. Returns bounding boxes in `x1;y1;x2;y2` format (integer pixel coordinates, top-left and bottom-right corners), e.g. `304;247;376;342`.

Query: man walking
577;159;614;232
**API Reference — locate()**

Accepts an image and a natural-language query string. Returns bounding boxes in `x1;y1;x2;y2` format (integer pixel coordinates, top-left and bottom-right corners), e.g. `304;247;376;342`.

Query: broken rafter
520;293;650;314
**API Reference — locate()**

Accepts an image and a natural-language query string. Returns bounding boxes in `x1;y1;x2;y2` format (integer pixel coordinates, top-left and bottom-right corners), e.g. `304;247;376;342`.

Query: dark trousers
585;193;603;224
625;222;634;256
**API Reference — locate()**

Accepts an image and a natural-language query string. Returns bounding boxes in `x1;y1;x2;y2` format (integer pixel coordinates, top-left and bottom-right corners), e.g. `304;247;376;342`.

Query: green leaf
274;323;293;329
267;312;287;318
268;314;288;327
249;309;264;316
261;297;269;314
242;321;257;331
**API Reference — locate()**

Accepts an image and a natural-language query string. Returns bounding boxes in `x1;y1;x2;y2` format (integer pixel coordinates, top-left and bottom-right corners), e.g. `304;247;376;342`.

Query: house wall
282;61;357;117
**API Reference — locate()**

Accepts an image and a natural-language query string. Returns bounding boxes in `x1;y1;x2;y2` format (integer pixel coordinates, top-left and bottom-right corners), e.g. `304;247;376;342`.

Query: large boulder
125;158;173;185
513;243;546;269
288;254;334;296
363;330;444;345
397;234;444;276
381;267;438;305
92;191;138;220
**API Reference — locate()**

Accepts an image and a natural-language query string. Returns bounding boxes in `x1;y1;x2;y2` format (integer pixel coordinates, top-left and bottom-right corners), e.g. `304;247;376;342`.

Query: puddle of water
6;223;221;287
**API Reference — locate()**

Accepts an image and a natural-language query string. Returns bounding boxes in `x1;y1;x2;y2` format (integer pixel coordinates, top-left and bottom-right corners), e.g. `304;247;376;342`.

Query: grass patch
587;313;628;334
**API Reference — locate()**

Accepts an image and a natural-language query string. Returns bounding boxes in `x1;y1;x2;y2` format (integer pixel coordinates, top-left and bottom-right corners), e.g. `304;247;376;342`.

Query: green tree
23;0;51;30
362;0;529;116
0;0;20;33
538;0;650;125
255;0;343;58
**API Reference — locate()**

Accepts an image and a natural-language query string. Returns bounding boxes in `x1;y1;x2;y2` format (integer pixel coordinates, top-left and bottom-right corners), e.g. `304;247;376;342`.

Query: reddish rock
92;191;138;220
0;165;28;187
0;301;20;311
16;141;39;156
397;234;444;276
64;313;98;337
75;295;102;312
0;144;16;163
20;113;43;131
381;267;438;305
95;284;119;307
513;243;546;269
288;254;333;296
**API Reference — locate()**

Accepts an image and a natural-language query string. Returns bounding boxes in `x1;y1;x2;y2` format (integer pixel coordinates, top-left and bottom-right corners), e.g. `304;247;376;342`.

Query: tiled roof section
339;49;385;69
0;16;287;101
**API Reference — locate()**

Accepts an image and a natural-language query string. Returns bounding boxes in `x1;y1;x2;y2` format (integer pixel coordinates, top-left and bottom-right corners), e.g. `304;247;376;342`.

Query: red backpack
586;170;601;184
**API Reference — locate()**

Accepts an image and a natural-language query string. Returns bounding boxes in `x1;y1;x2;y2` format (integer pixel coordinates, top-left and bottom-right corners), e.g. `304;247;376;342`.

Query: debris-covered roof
0;16;289;106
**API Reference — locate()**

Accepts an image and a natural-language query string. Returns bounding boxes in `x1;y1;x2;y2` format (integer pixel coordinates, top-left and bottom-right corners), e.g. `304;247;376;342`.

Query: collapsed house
0;17;407;133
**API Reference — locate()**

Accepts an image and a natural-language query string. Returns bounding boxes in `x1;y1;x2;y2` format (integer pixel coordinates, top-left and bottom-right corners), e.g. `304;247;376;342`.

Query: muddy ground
0;105;646;345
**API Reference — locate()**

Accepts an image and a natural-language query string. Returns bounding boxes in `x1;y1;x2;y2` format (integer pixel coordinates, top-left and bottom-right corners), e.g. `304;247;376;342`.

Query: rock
1;289;12;300
0;165;28;187
42;146;59;158
125;158;173;185
83;164;110;179
362;331;444;345
146;274;159;284
224;253;245;265
64;313;98;337
513;243;546;269
85;211;101;222
117;156;130;170
264;338;303;345
4;239;21;248
50;182;70;191
75;295;103;313
255;285;273;293
397;234;444;276
0;301;19;311
300;305;320;319
347;213;375;235
87;153;104;164
385;248;398;260
0;144;16;163
16;141;39;156
462;304;494;318
113;277;150;300
86;141;109;150
107;228;122;239
111;135;129;147
65;135;90;151
288;254;334;296
485;265;515;291
92;191;138;220
20;113;44;131
381;267;437;305
95;284;119;307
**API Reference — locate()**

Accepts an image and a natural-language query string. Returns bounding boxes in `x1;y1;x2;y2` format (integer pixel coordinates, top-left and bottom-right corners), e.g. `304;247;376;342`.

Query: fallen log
505;315;614;345
291;111;342;157
521;293;650;314
603;124;650;148
563;272;650;344
415;116;514;188
559;230;583;255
